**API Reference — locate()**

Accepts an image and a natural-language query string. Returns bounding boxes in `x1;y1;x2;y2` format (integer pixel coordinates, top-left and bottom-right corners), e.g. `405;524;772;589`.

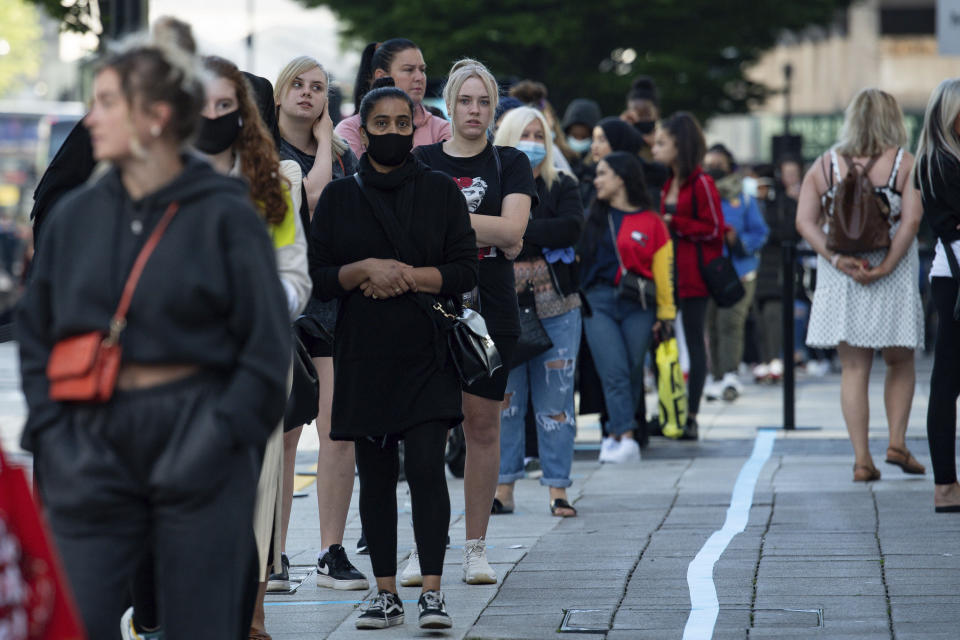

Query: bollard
781;239;796;430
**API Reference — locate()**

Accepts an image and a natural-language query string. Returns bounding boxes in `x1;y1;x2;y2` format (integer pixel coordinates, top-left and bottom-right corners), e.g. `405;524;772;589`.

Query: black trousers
34;374;261;640
680;296;709;416
355;421;450;578
928;277;960;485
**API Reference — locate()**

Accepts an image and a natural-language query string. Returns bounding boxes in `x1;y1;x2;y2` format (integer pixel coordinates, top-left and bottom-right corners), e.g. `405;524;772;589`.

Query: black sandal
549;498;577;517
491;498;514;514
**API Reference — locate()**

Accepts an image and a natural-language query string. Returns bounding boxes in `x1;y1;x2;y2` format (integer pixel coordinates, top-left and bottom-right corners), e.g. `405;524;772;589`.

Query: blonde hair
493;106;559;189
915;78;960;199
443;58;499;136
274;56;349;158
835;88;907;157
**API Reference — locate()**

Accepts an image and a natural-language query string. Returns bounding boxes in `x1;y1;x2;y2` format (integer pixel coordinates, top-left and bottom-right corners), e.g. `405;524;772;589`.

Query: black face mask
364;131;413;166
195;110;242;154
634;120;656;135
706;167;728;181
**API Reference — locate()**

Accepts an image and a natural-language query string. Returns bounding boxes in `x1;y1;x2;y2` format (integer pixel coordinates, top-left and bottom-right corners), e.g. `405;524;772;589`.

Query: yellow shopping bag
656;336;688;438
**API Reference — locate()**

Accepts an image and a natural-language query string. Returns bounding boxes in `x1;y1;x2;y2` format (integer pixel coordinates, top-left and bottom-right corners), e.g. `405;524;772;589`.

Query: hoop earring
150;124;162;138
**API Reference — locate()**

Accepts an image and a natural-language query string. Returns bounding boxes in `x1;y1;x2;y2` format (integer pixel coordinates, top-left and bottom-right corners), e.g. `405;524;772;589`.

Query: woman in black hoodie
16;41;290;637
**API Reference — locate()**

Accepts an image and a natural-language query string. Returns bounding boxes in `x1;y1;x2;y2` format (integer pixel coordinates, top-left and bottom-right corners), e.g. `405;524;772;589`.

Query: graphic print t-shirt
414;142;537;336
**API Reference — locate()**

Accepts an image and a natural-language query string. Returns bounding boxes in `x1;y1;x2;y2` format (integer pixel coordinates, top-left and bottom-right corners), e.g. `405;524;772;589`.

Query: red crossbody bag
46;202;179;402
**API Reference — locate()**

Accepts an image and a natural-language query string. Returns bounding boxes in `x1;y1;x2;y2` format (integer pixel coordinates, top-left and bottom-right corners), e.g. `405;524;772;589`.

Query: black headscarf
598;117;642;155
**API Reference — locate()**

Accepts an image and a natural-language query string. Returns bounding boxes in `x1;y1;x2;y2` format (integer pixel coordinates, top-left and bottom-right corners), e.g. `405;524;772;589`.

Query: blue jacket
721;191;769;278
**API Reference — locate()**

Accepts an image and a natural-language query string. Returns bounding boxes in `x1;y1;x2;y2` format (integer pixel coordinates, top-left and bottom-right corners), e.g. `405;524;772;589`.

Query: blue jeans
582;284;656;436
499;308;581;488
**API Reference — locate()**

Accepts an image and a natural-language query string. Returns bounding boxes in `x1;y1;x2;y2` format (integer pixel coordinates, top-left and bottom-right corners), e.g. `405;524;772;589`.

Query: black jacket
518;173;584;296
917;152;960;245
310;164;478;440
17;154;291;452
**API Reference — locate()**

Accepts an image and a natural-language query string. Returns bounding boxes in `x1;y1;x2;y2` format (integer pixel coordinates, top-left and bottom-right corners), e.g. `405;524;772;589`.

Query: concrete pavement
2;343;958;638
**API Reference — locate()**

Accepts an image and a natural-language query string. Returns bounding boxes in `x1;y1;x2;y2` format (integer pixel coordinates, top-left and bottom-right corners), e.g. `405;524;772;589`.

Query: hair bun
629;75;659;104
371;76;396;90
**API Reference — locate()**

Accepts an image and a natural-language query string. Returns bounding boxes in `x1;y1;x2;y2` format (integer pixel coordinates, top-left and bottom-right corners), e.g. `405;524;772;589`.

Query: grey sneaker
399;548;422;587
418;590;452;629
462;538;497;584
356;590;404;629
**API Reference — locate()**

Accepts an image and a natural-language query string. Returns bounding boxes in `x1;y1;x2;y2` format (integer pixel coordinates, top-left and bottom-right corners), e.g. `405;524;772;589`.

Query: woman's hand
312;106;334;143
359;259;417;298
852;262;890;286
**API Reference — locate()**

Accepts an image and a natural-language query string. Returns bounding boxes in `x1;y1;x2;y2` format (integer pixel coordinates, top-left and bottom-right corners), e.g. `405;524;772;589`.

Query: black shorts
462;334;518;401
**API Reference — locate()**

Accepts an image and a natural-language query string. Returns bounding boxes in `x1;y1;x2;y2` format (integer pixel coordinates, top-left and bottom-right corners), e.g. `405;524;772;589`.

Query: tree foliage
23;0;98;34
298;0;850;120
0;0;44;98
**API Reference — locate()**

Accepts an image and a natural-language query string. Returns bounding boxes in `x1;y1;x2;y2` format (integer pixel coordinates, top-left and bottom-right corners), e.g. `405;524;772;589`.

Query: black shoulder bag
690;182;745;307
352;173;501;385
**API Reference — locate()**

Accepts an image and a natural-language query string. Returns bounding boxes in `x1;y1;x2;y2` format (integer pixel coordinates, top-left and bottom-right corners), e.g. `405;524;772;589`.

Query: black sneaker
316;544;369;590
356;590;404;629
680;417;699;441
417;590;452;629
356;531;369;555
266;552;290;592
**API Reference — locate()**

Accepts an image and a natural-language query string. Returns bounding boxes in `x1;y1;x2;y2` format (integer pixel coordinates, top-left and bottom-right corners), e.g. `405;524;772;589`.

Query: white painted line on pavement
682;428;777;640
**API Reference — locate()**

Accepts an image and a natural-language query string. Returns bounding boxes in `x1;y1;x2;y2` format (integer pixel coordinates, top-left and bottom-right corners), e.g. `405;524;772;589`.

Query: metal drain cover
559;608;610;633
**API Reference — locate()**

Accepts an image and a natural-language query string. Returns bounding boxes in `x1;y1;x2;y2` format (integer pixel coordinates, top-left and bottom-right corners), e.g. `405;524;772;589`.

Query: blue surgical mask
742;176;759;198
567;136;591;154
516;140;547;168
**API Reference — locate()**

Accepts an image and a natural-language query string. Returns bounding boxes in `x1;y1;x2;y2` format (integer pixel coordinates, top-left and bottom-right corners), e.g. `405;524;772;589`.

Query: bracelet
830;253;840;268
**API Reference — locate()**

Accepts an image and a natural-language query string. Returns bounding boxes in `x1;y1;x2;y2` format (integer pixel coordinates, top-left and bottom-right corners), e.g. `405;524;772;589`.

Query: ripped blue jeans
499;308;581;488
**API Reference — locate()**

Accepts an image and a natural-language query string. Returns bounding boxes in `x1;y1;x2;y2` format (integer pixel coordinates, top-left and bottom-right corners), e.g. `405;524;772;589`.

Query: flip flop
550;498;577;517
491;498;514;514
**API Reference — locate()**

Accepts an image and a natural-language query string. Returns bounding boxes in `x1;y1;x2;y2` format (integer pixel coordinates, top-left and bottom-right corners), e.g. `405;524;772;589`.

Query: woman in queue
335;37;450;159
413;58;536;586
17;39;290;638
490;106;584;517
310;85;478;629
915;78;960;512
579;152;676;462
796;88;925;483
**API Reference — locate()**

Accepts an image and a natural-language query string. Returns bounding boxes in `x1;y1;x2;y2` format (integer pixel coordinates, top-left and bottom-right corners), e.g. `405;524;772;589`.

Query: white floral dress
806;148;924;349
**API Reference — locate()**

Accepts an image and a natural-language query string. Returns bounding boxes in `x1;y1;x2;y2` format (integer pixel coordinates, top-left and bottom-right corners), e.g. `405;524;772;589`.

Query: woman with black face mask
310;86;478;630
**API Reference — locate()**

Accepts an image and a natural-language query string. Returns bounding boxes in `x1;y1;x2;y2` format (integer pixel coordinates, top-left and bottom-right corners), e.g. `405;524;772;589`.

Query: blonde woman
273;56;369;593
796;88;925;482
490;107;583;517
412;59;536;585
915;78;960;512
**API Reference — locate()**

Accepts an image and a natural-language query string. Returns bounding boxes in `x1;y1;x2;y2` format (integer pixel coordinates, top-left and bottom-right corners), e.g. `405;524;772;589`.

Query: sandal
549;498;577;517
885;446;926;475
491;498;514;514
853;464;881;482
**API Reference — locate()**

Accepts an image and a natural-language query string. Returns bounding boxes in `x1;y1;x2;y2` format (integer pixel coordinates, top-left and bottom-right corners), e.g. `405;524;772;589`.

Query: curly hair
203;56;287;225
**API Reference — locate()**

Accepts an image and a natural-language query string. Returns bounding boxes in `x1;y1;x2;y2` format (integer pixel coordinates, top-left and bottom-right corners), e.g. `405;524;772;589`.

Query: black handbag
513;281;553;366
284;316;325;431
607;214;657;310
690;186;745;308
352;173;501;385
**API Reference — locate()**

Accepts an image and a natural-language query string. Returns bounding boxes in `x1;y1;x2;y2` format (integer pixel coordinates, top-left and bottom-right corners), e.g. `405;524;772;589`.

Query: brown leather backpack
823;154;892;254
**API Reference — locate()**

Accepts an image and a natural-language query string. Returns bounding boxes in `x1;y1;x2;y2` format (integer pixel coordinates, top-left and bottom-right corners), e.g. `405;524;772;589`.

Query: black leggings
928;277;960;485
681;297;709;416
355;421;450;578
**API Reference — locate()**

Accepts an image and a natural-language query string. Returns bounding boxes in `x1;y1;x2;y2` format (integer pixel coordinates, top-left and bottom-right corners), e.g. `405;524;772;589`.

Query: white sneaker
399;549;422;587
606;437;641;463
720;372;742;402
462;538;497;584
752;363;771;382
704;377;722;401
769;358;784;379
599;436;619;463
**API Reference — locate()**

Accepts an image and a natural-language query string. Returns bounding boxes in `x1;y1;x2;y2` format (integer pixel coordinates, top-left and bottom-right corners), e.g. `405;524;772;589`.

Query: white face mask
742;175;759;198
567;136;591;154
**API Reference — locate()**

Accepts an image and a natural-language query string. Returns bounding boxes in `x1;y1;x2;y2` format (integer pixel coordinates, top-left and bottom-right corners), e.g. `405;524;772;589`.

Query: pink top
335;103;451;159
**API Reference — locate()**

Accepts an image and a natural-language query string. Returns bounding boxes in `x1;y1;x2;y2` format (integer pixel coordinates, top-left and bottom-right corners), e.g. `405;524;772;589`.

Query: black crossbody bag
352;173;501;385
690;184;745;308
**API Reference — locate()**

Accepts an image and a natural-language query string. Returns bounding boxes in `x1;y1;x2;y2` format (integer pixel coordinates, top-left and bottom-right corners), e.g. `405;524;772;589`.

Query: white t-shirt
930;238;960;279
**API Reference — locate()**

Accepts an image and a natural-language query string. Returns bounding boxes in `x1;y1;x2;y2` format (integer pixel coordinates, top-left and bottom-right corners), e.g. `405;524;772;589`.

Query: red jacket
661;167;725;299
615;210;676;320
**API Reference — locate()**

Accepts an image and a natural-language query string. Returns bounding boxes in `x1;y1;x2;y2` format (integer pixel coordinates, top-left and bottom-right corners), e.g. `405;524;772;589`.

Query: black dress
309;157;478;440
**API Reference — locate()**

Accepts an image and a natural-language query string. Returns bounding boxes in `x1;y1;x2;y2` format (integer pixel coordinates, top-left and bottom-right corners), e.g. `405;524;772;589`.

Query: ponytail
352;38;419;114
